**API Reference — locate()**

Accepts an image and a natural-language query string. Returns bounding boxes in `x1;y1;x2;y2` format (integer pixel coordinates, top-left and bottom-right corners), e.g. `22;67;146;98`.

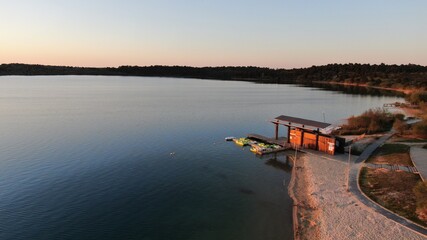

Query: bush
338;108;394;135
405;91;427;105
393;118;407;135
413;120;427;137
394;113;405;121
413;181;427;221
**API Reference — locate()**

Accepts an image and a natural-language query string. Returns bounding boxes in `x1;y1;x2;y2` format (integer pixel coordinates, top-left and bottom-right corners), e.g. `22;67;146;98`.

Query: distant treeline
1;63;426;90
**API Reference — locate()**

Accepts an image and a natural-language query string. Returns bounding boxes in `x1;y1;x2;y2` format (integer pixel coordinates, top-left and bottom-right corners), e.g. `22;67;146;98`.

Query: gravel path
411;146;427;181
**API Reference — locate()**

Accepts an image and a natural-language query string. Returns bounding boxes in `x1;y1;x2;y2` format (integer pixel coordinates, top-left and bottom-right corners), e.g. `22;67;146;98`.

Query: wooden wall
289;128;302;146
302;132;317;149
289;128;336;155
318;135;336;155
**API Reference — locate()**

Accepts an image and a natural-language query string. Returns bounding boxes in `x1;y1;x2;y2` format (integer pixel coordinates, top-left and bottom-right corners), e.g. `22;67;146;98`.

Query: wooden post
315;128;319;150
300;128;304;147
287;125;291;143
275;123;279;140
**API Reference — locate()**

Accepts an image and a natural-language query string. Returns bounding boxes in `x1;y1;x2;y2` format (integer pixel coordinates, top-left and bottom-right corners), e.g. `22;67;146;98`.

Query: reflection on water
255;152;293;172
0;76;402;240
238;188;256;195
265;156;293;173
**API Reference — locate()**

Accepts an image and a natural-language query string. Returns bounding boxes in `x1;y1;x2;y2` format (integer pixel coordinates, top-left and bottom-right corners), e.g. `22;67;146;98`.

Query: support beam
300;129;304;147
315;132;319;150
287;126;291;143
275;123;279;140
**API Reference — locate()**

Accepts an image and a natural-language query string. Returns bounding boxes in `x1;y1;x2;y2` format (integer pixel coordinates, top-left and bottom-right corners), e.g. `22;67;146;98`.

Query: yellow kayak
233;138;250;146
250;147;258;153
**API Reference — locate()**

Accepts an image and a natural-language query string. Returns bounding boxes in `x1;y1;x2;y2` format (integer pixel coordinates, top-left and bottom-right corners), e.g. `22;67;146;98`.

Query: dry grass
335;108;394;135
359;167;425;226
366;143;413;166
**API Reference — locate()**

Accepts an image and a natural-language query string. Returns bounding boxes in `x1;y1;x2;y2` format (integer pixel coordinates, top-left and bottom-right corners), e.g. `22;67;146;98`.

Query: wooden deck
364;163;419;174
246;134;291;155
247;134;288;147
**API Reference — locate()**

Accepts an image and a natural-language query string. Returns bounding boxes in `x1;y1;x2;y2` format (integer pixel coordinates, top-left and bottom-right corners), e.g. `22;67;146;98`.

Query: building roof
274;115;331;129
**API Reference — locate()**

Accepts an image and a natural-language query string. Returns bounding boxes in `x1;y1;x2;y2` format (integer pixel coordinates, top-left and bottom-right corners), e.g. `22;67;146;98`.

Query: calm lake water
0;76;401;240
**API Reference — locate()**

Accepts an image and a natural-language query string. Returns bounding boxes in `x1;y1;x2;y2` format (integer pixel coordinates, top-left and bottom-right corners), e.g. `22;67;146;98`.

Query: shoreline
288;154;321;240
313;80;415;95
293;151;426;239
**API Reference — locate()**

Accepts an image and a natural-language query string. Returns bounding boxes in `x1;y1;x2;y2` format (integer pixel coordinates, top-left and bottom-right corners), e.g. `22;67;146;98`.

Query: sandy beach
290;156;321;240
293;151;426;240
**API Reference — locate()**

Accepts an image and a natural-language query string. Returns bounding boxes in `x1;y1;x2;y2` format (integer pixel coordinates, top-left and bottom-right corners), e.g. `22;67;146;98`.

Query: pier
246;134;291;155
242;115;346;156
247;134;288;147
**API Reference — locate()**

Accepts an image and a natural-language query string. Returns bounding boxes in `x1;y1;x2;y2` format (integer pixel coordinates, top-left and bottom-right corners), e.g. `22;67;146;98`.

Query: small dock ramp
246;134;291;155
247;134;288;147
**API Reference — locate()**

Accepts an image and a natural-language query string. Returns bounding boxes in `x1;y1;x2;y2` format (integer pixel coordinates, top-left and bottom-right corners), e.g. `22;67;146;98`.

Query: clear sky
0;0;426;68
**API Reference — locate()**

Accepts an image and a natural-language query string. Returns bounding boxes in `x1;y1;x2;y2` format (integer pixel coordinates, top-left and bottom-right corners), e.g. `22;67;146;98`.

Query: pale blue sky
0;0;426;68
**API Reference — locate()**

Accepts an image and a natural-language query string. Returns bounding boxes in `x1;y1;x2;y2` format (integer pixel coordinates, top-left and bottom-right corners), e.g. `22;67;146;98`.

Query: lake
0;76;401;240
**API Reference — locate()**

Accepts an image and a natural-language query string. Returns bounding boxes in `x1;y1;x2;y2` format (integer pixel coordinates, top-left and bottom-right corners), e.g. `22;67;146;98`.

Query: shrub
413;181;427;221
394;113;405;121
393;118;407;135
405;91;427;105
413;120;427;137
338;108;394;135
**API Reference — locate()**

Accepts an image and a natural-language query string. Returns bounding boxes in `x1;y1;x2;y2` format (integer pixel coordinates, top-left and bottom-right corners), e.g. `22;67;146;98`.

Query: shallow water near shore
0;76;401;240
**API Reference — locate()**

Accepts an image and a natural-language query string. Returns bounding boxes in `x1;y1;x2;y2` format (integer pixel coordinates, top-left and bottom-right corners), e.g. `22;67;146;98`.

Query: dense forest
0;63;426;90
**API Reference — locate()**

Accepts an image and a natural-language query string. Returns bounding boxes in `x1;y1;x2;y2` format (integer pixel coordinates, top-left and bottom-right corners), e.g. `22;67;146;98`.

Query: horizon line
2;62;427;70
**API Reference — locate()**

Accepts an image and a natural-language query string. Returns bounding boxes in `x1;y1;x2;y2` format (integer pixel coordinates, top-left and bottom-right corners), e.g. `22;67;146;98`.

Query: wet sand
290;156;321;240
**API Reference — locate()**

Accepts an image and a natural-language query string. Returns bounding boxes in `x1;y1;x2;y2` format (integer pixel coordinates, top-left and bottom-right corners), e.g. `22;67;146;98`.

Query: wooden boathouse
272;115;345;155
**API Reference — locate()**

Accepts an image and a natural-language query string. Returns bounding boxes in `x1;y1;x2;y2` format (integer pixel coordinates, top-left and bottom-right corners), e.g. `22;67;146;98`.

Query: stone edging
409;147;425;182
351;133;427;236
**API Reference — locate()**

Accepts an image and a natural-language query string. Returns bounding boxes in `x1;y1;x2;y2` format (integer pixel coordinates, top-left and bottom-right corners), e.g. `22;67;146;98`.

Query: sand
294;152;426;240
291;156;321;240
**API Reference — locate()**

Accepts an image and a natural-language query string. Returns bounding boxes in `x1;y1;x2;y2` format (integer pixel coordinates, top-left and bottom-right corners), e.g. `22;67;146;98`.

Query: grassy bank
359;167;425;226
359;143;426;226
334;108;396;135
365;143;412;166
